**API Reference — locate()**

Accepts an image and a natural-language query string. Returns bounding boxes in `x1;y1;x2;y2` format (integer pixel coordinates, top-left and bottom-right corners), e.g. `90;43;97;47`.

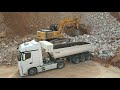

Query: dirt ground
0;60;120;78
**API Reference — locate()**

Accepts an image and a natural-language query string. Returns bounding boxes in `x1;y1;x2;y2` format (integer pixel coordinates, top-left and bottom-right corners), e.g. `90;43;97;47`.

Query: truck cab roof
19;40;40;52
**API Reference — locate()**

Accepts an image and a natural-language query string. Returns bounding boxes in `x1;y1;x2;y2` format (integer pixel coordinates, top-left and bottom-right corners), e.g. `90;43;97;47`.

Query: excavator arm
57;17;80;34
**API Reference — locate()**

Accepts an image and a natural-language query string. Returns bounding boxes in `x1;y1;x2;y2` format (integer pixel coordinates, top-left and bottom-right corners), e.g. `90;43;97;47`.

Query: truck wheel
79;54;86;62
85;53;91;60
71;55;80;64
57;60;65;69
28;67;38;76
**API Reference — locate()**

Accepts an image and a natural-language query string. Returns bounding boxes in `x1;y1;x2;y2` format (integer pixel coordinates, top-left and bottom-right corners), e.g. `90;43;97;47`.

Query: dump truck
17;40;95;76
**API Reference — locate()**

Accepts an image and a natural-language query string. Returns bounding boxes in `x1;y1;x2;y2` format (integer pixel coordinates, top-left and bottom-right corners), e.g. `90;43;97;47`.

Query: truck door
21;52;32;74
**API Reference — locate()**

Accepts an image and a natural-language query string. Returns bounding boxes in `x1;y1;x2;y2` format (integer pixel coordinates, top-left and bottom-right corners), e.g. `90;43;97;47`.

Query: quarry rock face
65;12;120;59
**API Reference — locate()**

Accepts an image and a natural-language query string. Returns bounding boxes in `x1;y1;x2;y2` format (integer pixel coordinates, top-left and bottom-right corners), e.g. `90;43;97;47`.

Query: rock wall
65;12;120;59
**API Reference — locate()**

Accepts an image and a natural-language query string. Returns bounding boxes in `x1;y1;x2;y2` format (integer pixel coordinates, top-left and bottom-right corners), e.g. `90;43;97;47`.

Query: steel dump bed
51;42;94;59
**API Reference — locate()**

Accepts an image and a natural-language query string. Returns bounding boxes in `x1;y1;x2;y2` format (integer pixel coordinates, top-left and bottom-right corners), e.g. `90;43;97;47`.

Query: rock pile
0;34;36;65
65;12;120;59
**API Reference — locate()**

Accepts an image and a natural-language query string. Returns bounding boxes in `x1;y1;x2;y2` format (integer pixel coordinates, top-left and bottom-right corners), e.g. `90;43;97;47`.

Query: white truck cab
17;40;61;76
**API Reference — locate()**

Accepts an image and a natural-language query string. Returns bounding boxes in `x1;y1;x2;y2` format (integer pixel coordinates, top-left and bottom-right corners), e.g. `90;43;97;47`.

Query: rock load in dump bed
53;42;90;49
64;12;120;59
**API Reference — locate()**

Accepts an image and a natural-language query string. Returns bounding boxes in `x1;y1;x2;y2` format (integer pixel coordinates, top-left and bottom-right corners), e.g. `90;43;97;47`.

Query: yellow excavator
37;17;80;43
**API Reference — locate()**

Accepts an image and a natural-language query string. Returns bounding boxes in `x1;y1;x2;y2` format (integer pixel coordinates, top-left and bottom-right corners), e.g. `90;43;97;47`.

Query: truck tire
79;54;86;62
56;60;65;69
28;67;38;76
71;55;80;64
85;52;91;60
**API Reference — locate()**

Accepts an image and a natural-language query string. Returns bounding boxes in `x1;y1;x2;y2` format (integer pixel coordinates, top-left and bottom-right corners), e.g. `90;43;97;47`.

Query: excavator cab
50;24;58;31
